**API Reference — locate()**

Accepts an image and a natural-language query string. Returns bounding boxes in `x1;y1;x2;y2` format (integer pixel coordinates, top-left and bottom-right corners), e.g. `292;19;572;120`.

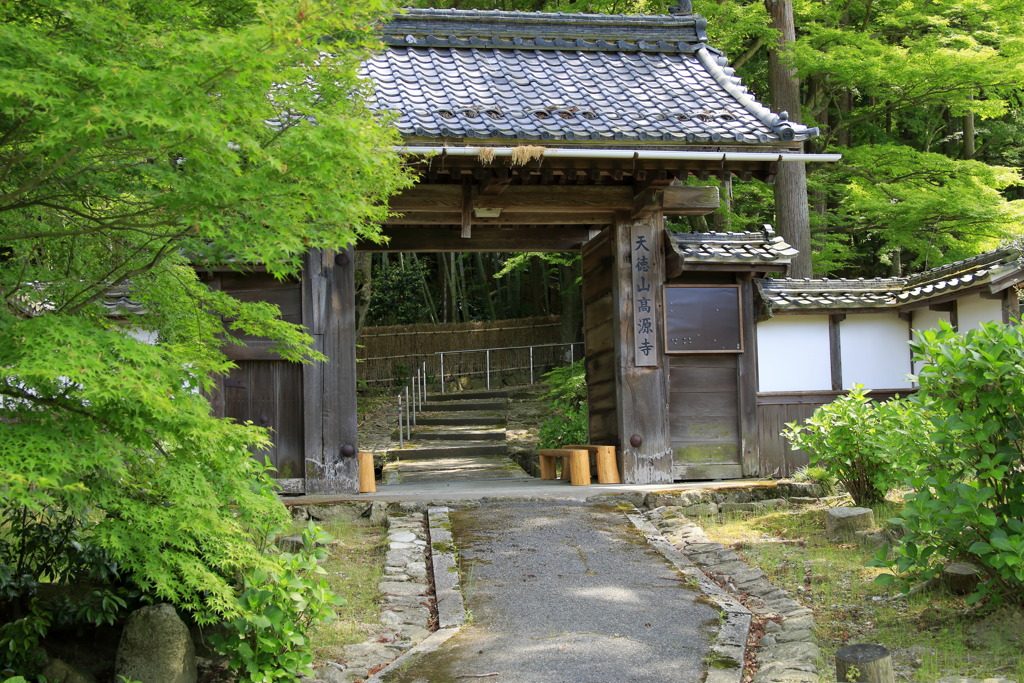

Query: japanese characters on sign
631;225;658;366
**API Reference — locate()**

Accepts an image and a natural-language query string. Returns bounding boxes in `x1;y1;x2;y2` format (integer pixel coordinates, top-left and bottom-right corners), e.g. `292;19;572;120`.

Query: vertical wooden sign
631;223;658;366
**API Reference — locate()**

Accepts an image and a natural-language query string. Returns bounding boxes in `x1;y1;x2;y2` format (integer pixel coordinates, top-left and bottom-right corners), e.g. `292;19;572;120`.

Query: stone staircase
382;389;533;484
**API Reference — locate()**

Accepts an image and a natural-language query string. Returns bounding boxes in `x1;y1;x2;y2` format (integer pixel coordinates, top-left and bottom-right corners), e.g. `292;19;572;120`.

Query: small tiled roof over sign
760;247;1024;312
364;8;819;146
665;226;798;276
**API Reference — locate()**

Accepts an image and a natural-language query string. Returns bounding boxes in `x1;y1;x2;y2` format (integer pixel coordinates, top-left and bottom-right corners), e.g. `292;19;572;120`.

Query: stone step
385;442;508;460
421;400;506;412
416;414;505;427
427;389;511;402
410;428;506;442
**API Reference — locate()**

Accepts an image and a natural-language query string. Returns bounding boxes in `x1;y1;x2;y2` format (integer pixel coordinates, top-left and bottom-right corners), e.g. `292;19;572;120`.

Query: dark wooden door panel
223;360;303;479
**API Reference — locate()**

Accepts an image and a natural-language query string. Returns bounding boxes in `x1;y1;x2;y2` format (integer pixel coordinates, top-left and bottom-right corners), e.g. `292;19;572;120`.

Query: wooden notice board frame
664;284;743;354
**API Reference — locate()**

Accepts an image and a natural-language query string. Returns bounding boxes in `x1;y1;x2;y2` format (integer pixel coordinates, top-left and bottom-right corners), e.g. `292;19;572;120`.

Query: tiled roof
667;226;798;268
364;8;819;145
760;248;1024;311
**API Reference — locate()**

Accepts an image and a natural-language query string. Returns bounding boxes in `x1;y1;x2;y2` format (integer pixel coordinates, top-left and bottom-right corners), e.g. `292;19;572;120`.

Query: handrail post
421;362;427;408
412;370;418;426
397;393;404;448
486;349;491;389
529;345;534;385
440;352;445;395
405;386;411;440
569;342;574;365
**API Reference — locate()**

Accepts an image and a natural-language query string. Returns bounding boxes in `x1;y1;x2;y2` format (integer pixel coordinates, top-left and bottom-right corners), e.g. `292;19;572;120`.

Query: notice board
664;285;743;353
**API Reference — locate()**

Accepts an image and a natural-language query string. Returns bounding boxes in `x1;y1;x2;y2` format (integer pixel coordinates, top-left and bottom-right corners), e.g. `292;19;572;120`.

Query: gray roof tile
667;226;798;267
760;248;1024;311
364;8;819;145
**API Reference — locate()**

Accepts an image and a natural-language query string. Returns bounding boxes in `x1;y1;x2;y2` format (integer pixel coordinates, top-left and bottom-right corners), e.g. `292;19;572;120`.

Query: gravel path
383;500;719;683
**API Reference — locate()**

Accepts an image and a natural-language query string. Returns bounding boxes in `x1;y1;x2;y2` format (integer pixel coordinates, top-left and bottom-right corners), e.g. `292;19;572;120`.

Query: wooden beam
829;313;845;392
385;211;615;225
478;168;512;196
736;274;760;477
461;179;473;239
360;226;597;252
390;185;633;213
632;185;720;219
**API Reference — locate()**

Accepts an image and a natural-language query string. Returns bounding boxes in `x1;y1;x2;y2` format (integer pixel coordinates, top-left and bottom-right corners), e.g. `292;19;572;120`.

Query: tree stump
835;643;895;683
942;562;981;595
826;507;875;540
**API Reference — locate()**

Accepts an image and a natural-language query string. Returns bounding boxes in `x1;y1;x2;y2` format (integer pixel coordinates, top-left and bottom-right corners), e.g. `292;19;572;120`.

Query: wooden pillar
736;274;760;476
611;216;673;484
303;247;360;494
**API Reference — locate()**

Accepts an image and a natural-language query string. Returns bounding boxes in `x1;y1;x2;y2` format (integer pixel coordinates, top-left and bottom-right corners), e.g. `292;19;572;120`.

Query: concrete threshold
282;477;779;506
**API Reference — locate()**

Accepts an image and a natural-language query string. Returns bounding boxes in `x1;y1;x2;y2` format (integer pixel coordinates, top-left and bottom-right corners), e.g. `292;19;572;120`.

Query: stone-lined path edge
311;482;824;683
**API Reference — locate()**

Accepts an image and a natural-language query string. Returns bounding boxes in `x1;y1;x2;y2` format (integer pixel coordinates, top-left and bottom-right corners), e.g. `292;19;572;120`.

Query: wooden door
669;355;743;480
224;360;304;480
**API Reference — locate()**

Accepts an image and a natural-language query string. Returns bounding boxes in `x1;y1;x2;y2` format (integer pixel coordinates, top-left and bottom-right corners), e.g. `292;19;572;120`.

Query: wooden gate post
611;216;673;484
303;247;360;494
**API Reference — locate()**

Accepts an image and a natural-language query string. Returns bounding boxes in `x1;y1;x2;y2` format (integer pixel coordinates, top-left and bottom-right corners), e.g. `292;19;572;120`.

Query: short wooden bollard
835;643;894;683
538;449;590;485
565;445;620;484
358;451;376;493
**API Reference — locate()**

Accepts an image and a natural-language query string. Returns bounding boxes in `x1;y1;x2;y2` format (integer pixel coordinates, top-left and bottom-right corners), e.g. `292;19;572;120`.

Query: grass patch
694;498;1024;681
291;514;387;661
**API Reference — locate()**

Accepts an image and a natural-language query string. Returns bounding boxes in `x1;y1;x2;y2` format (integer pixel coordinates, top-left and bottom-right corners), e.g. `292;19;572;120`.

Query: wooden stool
564;445;620;484
538;448;590;486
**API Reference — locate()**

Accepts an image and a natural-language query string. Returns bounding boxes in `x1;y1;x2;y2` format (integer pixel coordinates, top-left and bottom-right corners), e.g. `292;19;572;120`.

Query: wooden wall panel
669;355;742;480
756;402;815;478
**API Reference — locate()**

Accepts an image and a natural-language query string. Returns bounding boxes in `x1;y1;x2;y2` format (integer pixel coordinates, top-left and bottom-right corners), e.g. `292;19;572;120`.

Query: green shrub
538;359;588;448
783;386;923;505
871;321;1024;604
211;522;342;682
790;465;839;497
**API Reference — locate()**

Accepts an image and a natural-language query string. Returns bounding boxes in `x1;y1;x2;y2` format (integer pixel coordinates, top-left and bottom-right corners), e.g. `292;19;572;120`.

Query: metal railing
393;342;583;445
438;342;583;394
396;361;426;448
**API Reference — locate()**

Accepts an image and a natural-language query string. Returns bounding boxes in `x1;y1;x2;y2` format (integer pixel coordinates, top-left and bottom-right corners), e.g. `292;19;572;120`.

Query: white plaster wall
839;314;913;390
957;293;1003;331
911;308;951;376
756;315;832;392
127;327;158;345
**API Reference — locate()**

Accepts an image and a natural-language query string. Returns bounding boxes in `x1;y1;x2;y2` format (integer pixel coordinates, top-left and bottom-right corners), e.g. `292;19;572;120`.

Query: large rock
115;603;197;683
826;507;875;540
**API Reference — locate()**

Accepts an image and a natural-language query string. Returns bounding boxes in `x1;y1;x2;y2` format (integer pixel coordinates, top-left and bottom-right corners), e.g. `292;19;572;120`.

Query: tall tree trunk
962;96;976;159
765;0;813;277
411;252;438;323
558;261;582;344
354;252;373;338
474;252;497;320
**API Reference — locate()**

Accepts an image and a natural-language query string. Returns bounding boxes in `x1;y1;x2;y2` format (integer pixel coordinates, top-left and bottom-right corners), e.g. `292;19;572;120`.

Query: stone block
115;604;196;683
825;507;875;539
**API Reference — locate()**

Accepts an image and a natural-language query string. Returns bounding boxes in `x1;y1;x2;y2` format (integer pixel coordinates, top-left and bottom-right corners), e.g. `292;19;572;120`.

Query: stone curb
625;509;750;683
645;505;820;683
364;506;467;683
426;506;466;629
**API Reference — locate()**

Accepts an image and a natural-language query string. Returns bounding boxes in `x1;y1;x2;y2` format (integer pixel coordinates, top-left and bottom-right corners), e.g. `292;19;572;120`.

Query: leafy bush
211;523;342;682
872;321;1024;604
790;465;839;497
783;386;924;505
538;359;588;448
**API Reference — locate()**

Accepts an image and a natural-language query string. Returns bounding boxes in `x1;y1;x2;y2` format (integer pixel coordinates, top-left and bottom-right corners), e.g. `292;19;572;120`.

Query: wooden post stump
835;643;894;683
539;454;557;480
565;445;620;484
568;449;590;486
942;562;981;595
357;451;376;493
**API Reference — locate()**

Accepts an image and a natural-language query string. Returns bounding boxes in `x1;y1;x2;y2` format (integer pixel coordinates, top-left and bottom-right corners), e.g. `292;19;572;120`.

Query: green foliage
211;523;343;682
815;145;1024;275
873;321;1024;604
0;1;408;679
538;359;588;448
365;257;434;326
783;386;924;505
790;465;839;497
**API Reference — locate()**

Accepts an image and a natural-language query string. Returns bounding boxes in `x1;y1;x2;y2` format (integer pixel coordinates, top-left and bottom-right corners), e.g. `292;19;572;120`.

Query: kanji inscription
631;224;658;366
